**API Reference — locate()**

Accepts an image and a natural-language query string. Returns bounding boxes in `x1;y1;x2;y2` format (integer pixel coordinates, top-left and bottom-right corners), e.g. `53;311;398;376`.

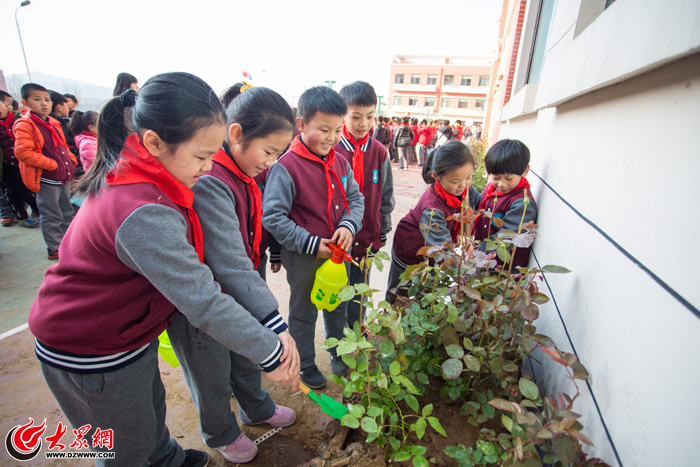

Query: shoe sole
215;446;257;463
242;412;297;428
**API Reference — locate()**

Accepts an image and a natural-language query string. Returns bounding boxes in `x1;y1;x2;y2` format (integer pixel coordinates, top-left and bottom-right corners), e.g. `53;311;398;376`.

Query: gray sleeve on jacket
380;155;395;240
262;163;314;255
339;161;365;236
114;204;282;370
495;198;538;240
420;207;452;247
191;175;280;323
468;186;481;211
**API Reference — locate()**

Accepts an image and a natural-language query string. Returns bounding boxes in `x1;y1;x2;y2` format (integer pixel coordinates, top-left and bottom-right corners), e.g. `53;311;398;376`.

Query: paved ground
0;164;426;466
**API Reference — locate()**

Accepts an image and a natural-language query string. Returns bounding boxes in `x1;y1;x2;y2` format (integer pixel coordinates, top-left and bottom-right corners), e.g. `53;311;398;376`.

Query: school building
385;55;492;124
486;0;700;466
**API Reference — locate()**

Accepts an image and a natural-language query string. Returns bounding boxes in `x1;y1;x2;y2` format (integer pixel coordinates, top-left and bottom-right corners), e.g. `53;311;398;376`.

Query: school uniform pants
409;145;417;165
166;313;276;449
385;258;407;303
342;262;371;329
36;182;74;251
40;340;185;467
2;162;38;219
417;144;429;166
397;146;411;169
282;248;348;370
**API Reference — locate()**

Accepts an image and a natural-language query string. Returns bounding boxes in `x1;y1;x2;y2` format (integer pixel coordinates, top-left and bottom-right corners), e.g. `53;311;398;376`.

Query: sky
1;0;502;103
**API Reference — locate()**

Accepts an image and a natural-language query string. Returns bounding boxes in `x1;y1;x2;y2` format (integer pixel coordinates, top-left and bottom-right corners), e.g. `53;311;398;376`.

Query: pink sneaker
214;434;258;463
243;405;296;428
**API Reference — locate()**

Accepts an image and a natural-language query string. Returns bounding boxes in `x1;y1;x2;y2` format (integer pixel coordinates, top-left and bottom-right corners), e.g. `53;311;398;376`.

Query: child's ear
228;123;243;145
142;130;167;158
522;165;530;177
295;117;305;134
431;172;439;180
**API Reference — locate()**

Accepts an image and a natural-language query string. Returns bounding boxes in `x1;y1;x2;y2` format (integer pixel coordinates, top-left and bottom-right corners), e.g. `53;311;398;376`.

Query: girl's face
434;162;474;197
229;126;292;177
147;123;226;188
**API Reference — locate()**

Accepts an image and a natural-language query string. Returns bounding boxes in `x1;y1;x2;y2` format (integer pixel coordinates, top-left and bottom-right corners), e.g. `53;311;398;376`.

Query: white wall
498;1;700;465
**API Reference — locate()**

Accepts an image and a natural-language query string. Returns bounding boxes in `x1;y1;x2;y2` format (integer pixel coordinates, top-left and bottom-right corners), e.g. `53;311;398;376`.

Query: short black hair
63;93;78;103
297;86;347;122
20;83;49;100
411;118;418;125
49;90;68;113
443;119;450;126
0;90;12;101
220;83;244;108
401;116;409;124
485;139;531;175
338;81;377;108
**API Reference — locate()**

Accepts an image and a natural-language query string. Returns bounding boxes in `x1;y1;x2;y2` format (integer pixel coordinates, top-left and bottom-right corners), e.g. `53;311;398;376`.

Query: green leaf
389;360;401;376
463;337;473;350
442;326;460;347
519;378;539;400
415;417;426;439
393;450;412;462
341;354;357;369
571;361;590;380
389;437;400;450
361;416;378;433
478;441;498;456
461;286;481;300
427;416;447;436
378;338;395;357
397;375;420;394
422;404;433;418
412;456;429;467
531;292;550;304
502;360;519;372
409;445;427;457
501;414;513;432
488;398;521;414
341;413;359;429
463;354;481;372
375;251;390;260
554;434;576;464
405;394;420;413
441;358;463;380
338;285;356;301
336;340;357;355
446;344;465;359
374;259;384;272
321;337;339;349
347;403;365;418
367;407;384;417
541;265;571;274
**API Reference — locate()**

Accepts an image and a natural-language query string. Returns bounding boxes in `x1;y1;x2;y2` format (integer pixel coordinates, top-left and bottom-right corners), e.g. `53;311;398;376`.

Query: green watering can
299;382;348;420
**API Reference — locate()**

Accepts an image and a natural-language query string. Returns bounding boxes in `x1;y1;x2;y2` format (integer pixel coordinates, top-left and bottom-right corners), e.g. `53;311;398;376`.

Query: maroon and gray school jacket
262;139;365;257
335;136;395;262
29;183;284;374
392;185;481;269
472;182;538;268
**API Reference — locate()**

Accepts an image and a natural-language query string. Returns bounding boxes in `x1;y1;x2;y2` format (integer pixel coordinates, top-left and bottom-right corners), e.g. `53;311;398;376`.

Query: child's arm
380;154;395;246
420;207;452;247
268;234;282;272
495;198;537;238
339;162;365;236
12;120;59;171
262;163;321;256
78;137;97;169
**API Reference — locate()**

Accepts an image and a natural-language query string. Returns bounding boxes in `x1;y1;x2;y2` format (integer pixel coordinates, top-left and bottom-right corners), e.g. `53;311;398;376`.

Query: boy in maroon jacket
335;81;395;330
473;139;538;268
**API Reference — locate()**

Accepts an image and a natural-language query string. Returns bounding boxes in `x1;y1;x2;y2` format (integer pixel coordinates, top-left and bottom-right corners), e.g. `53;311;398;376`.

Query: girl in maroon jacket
28;73;297;467
386;141;481;299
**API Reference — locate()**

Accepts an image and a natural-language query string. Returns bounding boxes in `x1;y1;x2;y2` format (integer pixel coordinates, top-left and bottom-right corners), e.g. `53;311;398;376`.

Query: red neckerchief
290;136;351;235
0;112;16;141
341;125;369;193
213;144;262;269
83;130;97;138
434;180;467;241
29;112;68;151
473;178;531;234
106;133;204;262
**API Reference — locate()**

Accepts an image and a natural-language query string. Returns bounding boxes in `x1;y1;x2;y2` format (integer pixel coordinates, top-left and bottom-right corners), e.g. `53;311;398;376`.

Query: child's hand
317;239;333;259
277;331;300;377
271;263;282;273
264;366;300;392
330;227;353;252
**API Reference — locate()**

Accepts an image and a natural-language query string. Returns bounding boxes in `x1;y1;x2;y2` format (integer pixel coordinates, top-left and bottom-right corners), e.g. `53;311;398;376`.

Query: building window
425;97;435;107
392;95;402;106
408;97;418;106
441;98;452;108
461;76;472;86
444;75;454;86
475;99;485;109
458;99;469;109
395;74;404;84
427;75;437;85
479;76;490;87
410;74;420;85
526;0;556;84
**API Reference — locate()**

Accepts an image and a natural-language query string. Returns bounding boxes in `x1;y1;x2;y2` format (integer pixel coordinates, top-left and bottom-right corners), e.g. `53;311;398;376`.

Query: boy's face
66;98;77;111
0;101;8;120
3;96;12;108
488;166;529;194
22;91;52;118
54;102;70;118
297;111;343;156
344;105;375;141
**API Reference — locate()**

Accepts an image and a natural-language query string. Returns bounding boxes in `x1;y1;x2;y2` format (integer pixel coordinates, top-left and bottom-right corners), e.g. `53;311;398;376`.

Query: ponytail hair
220;83;245;108
226;87;294;147
422;141;475;184
77;72;225;196
68;110;98;136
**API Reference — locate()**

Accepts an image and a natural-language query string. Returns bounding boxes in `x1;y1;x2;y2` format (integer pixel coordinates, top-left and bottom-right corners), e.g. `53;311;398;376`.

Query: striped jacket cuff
304;235;321;256
381;233;388;243
34;339;150;374
337;220;356;236
261;310;288;334
259;340;283;372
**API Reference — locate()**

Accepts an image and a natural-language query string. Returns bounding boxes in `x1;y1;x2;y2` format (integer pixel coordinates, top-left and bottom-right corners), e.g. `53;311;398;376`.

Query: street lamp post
15;0;32;81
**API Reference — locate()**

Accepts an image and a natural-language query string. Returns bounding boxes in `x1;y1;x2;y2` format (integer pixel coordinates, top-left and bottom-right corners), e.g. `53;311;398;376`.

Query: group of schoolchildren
13;71;537;466
373;116;483;171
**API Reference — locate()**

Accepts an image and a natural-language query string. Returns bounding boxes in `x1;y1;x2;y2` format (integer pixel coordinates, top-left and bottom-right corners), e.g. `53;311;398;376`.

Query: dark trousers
1;162;38;219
